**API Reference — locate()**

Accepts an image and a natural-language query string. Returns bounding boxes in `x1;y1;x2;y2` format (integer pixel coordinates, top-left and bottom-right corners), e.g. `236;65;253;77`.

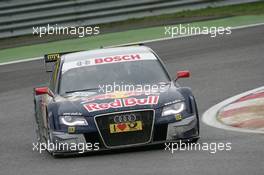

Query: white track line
0;57;42;66
1;22;264;66
202;86;264;134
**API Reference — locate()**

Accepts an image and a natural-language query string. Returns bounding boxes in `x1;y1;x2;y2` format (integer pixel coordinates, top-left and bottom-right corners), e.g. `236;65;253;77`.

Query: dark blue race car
33;46;199;157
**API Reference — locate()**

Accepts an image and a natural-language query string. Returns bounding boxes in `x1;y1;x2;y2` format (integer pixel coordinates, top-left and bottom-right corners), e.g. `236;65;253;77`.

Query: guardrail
0;0;261;39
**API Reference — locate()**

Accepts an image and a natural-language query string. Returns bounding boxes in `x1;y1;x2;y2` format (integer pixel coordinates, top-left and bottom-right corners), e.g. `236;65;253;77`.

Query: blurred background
0;0;263;62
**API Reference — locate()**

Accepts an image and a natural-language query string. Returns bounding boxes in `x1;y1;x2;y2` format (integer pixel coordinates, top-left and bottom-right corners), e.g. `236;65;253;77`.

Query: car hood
54;84;184;117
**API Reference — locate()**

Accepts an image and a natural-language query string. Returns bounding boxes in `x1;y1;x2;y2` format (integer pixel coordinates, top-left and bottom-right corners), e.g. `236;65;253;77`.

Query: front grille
153;124;168;141
84;132;104;148
95;110;154;147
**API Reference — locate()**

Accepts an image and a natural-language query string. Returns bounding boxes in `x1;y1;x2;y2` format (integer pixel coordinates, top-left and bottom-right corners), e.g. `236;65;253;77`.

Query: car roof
61;46;155;63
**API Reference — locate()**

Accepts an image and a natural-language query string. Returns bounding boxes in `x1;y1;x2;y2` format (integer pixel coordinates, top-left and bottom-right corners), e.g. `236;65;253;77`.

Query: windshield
59;59;170;94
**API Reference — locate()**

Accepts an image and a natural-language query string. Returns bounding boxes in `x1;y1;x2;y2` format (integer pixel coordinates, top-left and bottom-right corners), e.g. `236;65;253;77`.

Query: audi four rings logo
114;114;137;123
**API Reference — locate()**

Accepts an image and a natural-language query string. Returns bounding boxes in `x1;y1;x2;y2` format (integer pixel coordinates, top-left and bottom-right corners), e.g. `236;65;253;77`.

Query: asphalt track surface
0;25;263;175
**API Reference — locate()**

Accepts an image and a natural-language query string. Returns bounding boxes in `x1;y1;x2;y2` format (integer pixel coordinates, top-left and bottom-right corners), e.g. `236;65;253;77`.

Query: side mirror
35;87;54;97
176;71;190;81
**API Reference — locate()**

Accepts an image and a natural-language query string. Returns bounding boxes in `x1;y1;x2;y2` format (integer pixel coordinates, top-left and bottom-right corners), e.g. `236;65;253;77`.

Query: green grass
170;1;264;17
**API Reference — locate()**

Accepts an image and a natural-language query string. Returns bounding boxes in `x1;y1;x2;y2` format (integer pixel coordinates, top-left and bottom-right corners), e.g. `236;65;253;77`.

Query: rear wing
44;51;79;72
44;53;62;63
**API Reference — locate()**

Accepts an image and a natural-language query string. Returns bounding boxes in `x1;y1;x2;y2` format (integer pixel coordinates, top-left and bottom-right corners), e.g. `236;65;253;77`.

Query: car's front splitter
48;115;199;155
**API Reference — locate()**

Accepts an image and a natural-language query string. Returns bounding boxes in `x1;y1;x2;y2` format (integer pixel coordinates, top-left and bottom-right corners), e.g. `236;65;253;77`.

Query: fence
0;0;261;38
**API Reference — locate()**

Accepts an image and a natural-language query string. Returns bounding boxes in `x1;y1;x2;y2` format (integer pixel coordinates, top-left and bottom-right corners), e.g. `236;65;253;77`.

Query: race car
33;45;199;156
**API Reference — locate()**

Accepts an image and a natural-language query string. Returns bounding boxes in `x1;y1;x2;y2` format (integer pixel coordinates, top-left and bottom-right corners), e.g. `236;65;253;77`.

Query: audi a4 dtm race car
33;45;199;156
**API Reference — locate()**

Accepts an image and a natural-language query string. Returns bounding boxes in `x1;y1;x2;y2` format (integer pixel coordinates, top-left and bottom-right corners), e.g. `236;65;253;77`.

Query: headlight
162;102;185;117
59;116;88;126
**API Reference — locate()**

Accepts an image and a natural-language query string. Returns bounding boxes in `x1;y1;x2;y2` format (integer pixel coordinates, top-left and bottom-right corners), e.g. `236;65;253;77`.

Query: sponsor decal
45;53;60;62
63;112;82;116
113;113;137;123
175;114;182;121
164;99;182;106
109;121;142;133
84;99;122;112
83;96;159;112
81;91;142;103
76;60;91;67
61;52;157;73
70;91;96;97
68;126;76;133
95;54;141;64
123;96;158;107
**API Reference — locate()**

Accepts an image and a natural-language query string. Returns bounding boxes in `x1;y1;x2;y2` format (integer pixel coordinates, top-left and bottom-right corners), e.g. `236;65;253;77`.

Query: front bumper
49;115;199;154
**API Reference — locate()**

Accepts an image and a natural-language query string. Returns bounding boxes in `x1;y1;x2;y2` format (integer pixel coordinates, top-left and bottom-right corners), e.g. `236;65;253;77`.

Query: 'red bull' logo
83;96;159;112
84;99;122;112
123;96;158;107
